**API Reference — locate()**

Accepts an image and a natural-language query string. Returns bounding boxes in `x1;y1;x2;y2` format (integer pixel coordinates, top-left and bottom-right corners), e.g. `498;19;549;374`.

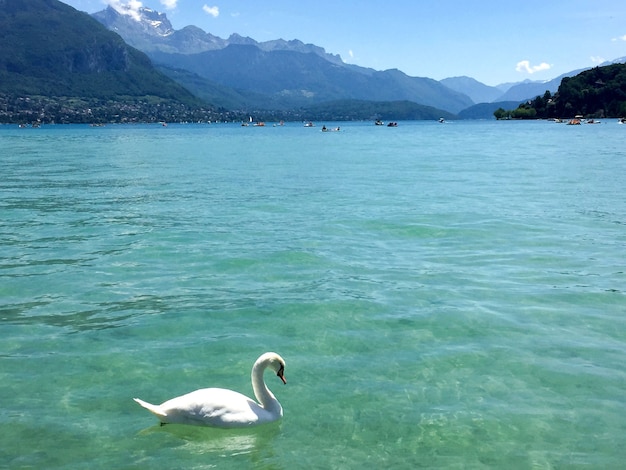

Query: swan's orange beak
277;366;287;384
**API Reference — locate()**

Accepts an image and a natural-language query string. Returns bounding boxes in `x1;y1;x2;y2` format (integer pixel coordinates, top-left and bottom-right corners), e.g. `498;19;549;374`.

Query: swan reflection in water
138;421;282;457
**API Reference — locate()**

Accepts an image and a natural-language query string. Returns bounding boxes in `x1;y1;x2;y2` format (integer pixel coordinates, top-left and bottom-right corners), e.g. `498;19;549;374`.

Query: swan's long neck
251;360;281;414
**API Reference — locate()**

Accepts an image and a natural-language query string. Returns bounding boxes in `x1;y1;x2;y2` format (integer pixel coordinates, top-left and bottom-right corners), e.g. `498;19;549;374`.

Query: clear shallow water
1;120;625;468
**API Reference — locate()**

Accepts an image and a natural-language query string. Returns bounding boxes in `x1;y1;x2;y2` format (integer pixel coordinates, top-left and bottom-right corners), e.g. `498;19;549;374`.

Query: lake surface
1;120;625;468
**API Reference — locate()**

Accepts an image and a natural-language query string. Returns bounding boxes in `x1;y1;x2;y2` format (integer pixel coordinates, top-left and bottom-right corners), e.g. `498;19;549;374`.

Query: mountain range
93;6;473;114
4;1;625;123
92;4;626;118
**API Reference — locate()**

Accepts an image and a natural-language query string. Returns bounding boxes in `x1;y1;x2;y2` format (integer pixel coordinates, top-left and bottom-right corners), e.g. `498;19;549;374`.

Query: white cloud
203;5;219;17
590;56;605;64
348;50;354;59
160;0;178;9
515;60;552;74
106;0;143;21
611;34;626;42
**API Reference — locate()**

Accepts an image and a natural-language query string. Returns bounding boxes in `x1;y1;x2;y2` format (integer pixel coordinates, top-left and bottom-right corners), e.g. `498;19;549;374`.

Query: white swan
133;352;286;428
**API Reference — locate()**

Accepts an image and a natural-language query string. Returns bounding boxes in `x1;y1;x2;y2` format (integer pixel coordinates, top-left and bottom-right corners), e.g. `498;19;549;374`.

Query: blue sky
62;0;626;86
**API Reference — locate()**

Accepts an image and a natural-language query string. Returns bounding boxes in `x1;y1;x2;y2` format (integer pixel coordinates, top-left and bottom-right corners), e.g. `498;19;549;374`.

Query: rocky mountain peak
94;6;174;37
93;5;343;63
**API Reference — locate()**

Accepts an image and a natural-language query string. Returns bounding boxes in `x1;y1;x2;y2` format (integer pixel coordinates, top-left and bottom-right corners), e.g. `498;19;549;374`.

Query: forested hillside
0;0;219;123
498;63;626;119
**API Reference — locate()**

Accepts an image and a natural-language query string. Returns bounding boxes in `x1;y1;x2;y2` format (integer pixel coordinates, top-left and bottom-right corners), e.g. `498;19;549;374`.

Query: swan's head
259;352;287;384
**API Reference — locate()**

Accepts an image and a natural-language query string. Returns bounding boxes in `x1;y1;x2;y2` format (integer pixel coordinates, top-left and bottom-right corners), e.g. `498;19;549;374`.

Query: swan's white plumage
133;352;286;428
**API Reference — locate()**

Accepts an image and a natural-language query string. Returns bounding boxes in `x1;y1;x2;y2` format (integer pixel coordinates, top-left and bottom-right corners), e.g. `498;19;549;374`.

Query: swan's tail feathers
133;397;168;421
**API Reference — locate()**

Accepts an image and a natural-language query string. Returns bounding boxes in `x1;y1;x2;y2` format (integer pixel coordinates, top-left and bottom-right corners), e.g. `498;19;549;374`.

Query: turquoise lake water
1;120;625;468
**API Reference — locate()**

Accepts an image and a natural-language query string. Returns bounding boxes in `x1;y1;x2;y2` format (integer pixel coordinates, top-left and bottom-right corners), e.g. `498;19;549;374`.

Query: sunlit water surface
1;120;625;468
